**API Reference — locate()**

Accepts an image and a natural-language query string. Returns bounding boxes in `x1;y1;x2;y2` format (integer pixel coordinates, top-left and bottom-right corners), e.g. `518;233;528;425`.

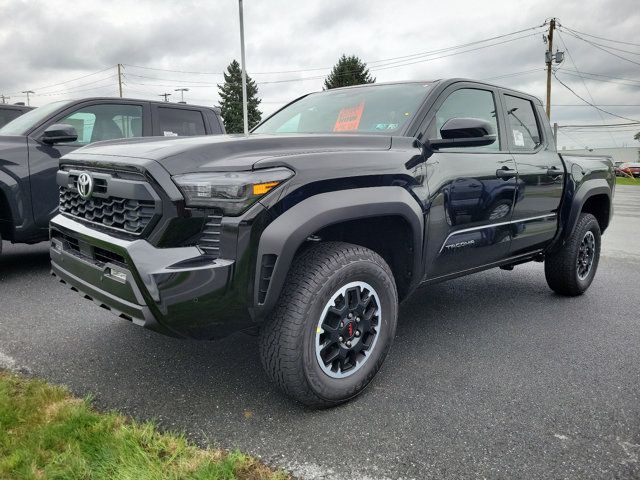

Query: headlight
173;167;294;215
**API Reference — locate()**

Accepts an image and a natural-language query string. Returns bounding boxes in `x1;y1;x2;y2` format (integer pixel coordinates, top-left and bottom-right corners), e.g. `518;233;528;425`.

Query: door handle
496;167;517;180
547;166;564;177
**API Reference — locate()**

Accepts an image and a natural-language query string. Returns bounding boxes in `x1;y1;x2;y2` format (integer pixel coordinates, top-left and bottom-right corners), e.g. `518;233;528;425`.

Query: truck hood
64;134;392;175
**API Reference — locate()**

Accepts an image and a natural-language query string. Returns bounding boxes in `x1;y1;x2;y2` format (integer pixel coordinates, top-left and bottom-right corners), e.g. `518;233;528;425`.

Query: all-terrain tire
544;213;601;296
259;242;398;408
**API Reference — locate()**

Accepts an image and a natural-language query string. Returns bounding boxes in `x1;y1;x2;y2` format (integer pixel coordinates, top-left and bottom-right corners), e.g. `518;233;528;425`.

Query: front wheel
259;242;398;408
544;213;601;296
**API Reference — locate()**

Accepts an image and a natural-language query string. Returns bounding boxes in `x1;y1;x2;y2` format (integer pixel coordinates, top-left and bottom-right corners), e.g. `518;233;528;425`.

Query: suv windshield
254;83;434;135
0;100;70;136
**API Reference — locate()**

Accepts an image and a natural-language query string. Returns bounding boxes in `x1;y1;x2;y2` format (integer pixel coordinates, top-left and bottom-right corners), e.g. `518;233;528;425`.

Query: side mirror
41;123;78;144
429;117;496;150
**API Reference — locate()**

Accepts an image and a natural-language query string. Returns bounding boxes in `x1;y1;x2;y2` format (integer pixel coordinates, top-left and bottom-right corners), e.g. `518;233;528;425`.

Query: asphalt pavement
1;186;639;479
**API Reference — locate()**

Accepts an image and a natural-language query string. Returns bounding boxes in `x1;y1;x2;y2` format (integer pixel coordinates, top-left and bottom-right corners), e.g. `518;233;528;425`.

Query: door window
429;88;500;151
158;108;206;136
59;104;143;144
504;95;541;151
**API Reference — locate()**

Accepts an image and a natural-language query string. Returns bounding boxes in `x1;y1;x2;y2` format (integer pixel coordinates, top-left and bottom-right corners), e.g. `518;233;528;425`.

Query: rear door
420;84;518;280
500;93;564;254
28;100;148;230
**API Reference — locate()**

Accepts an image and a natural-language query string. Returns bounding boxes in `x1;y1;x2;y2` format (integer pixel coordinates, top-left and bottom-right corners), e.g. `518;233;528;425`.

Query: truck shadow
0;242;50;280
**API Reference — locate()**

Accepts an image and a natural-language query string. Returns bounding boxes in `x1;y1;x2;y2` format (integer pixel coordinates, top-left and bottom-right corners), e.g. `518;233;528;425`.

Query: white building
560;146;639;164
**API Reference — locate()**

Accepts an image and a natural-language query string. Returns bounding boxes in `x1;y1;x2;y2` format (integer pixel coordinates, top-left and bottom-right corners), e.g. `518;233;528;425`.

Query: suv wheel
544;213;601;296
260;242;398;407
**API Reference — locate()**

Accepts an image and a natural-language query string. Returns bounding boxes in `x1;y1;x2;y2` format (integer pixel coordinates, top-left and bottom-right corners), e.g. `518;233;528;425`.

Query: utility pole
0;94;8;104
21;90;34;106
117;63;123;98
553;122;558;145
545;18;556;119
159;93;171;102
174;88;189;103
238;0;249;136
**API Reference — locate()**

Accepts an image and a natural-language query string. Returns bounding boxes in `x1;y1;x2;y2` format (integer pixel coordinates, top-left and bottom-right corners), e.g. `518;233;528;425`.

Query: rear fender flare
252;187;424;319
557;178;611;248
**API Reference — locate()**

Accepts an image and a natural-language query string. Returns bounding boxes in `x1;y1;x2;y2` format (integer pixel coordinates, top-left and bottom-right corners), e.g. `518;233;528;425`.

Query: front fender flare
252;186;424;319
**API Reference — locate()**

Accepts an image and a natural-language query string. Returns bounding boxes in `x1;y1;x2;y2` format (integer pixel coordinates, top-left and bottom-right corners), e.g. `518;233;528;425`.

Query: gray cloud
0;0;638;148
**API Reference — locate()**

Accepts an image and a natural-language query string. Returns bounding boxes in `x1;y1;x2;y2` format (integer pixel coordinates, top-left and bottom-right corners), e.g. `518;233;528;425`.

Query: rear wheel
259;242;398;408
544;213;601;296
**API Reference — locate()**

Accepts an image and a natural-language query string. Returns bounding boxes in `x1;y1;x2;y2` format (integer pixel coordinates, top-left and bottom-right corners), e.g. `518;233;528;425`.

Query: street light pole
174;88;189;103
22;90;35;106
238;0;249;136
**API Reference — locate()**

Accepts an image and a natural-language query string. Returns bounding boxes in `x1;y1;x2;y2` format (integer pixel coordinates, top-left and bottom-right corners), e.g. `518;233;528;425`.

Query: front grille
198;213;223;257
57;167;160;237
59;188;155;235
51;231;126;267
94;246;126;266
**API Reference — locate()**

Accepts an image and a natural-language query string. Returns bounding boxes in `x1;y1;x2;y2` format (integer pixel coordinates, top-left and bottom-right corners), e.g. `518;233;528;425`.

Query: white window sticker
163;130;178;137
513;130;525;147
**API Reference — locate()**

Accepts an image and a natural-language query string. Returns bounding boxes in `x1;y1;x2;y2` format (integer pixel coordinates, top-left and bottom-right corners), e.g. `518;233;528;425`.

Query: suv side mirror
429;117;496;150
41;124;78;144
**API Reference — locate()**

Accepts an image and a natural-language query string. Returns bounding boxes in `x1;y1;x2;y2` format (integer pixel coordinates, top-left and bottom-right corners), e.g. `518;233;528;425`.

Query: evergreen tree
218;60;262;133
324;54;375;90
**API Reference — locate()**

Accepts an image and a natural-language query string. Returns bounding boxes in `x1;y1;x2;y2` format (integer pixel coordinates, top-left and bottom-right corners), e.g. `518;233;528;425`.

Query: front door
29;102;145;230
421;86;518;280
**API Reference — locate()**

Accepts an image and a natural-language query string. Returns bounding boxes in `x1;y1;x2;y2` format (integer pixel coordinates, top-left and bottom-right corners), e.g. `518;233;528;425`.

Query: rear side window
0;108;24;127
59;104;143;144
158;108;206;136
504;95;542;151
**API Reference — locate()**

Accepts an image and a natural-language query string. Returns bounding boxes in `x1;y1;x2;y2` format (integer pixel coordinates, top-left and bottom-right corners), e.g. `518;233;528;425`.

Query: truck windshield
253;83;434;135
0;100;71;136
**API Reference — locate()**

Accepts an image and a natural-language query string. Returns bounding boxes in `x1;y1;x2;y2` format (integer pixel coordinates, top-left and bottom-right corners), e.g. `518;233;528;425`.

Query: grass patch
616;177;640;186
0;371;289;480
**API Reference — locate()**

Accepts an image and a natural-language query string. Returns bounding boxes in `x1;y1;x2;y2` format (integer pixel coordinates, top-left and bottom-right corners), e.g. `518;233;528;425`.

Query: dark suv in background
0;104;35;128
0;97;224;254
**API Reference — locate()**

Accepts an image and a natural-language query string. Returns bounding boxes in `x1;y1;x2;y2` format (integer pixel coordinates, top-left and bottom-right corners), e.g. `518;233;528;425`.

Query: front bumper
50;214;252;339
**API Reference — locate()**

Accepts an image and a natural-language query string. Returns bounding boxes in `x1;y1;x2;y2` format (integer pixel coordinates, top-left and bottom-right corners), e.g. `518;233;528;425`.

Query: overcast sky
1;0;638;148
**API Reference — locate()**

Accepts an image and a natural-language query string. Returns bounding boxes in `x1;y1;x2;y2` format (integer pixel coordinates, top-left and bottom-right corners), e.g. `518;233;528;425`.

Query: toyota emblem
77;173;94;199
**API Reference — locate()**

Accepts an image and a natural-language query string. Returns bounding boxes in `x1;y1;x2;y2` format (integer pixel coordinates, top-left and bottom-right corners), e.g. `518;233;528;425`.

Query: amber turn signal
252;181;281;195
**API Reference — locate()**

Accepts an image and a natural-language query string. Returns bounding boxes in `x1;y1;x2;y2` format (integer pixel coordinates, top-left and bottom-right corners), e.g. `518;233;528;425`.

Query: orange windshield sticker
333;101;365;132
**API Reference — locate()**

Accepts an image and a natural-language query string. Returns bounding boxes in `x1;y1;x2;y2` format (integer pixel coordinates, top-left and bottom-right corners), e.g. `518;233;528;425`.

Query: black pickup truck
0;97;224;254
0;104;35;128
49;80;614;407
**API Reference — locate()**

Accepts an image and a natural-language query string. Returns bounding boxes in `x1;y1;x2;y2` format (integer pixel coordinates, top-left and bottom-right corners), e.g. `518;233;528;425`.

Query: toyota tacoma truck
49;80;614;407
0;97;224;255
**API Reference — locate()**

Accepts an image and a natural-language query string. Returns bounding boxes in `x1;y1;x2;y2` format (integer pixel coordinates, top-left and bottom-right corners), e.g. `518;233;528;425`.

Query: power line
553;71;640;123
559;24;640;48
256;32;542;85
8;66;115;94
554;30;618;146
554;69;640;87
122;25;546;77
559;122;640;128
482;68;544;80
553;104;640;107
122;31;543;88
560;28;640;67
